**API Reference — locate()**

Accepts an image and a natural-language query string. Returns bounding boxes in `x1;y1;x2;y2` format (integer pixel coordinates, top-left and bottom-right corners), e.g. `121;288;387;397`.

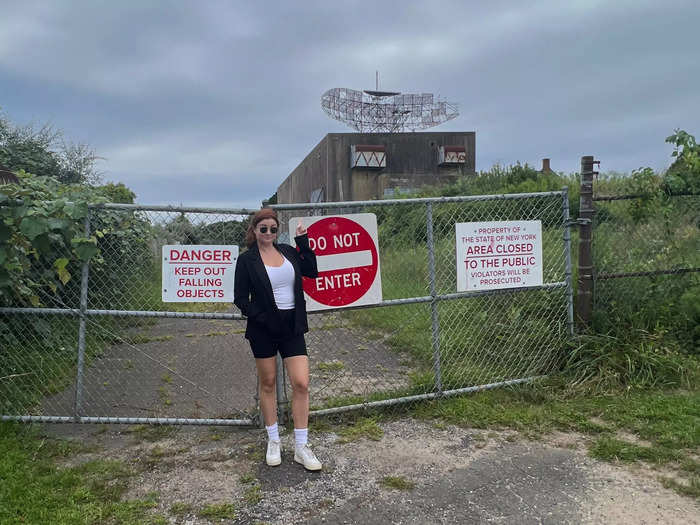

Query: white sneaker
294;444;322;471
266;439;281;466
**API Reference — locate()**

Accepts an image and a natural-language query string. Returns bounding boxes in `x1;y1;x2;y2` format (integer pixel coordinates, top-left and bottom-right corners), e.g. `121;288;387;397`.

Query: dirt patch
46;419;699;525
584;460;698;524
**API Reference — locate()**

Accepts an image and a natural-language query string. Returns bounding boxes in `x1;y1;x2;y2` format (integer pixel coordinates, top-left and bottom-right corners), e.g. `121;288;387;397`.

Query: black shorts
249;309;308;360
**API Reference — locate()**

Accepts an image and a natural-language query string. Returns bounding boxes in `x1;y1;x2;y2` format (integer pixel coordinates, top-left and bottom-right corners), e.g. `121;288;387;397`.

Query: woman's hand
295;219;307;237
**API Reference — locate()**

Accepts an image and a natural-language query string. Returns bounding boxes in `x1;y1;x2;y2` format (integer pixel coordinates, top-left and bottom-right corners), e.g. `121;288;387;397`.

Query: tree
664;129;700;194
0;109;101;185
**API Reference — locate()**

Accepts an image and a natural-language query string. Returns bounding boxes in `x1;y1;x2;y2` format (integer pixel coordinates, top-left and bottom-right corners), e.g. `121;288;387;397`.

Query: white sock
266;422;279;442
294;428;308;448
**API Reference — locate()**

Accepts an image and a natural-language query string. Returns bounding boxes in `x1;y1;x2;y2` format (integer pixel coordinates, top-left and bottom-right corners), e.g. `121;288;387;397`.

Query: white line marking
316;250;373;272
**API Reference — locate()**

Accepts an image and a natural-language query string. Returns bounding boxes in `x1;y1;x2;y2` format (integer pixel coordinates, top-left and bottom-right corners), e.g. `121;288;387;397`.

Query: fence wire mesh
2;191;572;424
592;193;699;342
1;312;79;417
274;192;571;416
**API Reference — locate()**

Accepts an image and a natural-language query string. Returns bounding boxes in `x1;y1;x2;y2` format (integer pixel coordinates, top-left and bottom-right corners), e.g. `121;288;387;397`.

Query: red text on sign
176;289;224;298
169;249;232;262
315;272;361;291
303;216;378;307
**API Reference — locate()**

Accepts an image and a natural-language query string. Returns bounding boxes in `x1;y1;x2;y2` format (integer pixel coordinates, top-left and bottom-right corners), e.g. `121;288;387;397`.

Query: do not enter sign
290;213;382;311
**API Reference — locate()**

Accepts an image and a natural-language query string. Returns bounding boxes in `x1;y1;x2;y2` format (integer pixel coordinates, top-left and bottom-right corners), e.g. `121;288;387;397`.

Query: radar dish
363;90;400;97
321;87;459;132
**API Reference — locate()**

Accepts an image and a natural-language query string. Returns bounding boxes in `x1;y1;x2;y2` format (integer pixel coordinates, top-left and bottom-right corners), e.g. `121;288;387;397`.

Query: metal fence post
255;376;264;428
275;354;288;425
562;187;575;337
73;211;91;421
576;156;595;328
426;202;443;394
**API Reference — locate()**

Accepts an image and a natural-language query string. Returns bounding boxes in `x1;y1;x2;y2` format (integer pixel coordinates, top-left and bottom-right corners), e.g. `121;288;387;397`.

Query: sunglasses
258;226;278;234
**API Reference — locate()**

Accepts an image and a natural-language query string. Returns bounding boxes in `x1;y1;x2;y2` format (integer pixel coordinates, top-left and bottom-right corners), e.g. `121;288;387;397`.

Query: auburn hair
244;208;280;247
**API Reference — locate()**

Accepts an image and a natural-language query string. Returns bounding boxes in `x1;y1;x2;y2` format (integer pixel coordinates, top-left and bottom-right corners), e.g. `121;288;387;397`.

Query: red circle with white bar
304;216;378;307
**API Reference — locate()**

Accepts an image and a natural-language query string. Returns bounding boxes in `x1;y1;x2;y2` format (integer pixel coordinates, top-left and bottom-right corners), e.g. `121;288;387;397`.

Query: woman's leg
284;355;309;430
285;354;321;470
255;357;278;426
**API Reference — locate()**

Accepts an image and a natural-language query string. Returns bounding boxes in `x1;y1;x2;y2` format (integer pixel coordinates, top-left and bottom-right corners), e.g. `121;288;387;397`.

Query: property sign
455;221;543;292
290;214;382;311
162;245;238;302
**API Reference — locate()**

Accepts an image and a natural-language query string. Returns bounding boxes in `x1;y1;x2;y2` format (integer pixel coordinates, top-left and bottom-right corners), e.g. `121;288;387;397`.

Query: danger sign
290;214;382;311
162;245;238;302
455;221;543;292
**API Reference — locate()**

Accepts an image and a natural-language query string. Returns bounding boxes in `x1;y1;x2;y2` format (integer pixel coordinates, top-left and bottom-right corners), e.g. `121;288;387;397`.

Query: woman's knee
259;374;276;393
291;378;309;395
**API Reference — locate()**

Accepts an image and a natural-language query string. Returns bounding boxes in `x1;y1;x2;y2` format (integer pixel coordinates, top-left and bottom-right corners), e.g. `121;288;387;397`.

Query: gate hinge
566;218;591;227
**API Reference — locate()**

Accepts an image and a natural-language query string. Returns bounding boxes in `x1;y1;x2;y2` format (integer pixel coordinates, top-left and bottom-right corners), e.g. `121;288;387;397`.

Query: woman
233;208;321;471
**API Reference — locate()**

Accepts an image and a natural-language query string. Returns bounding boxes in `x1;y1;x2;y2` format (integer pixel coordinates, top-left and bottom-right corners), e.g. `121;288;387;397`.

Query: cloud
1;0;698;205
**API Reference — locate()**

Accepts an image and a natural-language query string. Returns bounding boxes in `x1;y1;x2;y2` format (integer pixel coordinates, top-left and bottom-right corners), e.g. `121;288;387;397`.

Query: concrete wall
277;131;476;204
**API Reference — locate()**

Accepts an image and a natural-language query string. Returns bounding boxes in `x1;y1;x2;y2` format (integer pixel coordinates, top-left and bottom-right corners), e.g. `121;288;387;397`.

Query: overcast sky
1;1;698;208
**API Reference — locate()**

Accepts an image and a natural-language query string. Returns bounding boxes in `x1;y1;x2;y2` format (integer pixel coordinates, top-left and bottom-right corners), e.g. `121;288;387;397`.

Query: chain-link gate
1;190;574;425
274;190;574;417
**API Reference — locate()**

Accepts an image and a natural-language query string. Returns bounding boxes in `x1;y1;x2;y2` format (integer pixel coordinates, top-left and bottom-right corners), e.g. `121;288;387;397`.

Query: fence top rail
5;189;567;214
271;190;567;210
593;191;700;202
88;202;259;214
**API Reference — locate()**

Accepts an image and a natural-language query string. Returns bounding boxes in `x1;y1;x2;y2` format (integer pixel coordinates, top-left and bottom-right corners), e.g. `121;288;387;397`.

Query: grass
588;436;683;463
337;417;384;443
245;443;265;462
204;330;228;337
125;424;178;442
379;475;416;490
148;444;181;459
169;502;194;516
239;472;256;484
0;422;167;524
412;379;698;441
198;502;236;520
318;360;345;372
660;476;700;498
243;484;263;505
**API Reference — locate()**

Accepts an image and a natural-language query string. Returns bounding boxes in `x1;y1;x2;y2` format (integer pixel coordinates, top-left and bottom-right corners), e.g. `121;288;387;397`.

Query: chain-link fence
1;205;258;425
591;190;699;344
2;190;574;425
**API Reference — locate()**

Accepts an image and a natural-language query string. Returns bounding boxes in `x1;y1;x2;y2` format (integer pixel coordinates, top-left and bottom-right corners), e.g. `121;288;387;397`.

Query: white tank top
264;256;295;310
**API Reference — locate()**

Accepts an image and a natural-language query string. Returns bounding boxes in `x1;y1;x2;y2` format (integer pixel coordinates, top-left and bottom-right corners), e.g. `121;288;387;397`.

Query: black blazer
233;234;318;341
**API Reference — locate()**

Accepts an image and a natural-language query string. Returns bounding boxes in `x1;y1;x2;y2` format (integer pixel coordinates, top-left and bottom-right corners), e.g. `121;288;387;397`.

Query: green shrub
0;171;154;412
0;170;148;308
363;132;699;396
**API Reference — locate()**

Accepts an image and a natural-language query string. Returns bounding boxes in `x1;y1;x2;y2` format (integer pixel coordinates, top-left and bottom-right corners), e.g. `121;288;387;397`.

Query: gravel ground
48;418;700;525
36;314;700;524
